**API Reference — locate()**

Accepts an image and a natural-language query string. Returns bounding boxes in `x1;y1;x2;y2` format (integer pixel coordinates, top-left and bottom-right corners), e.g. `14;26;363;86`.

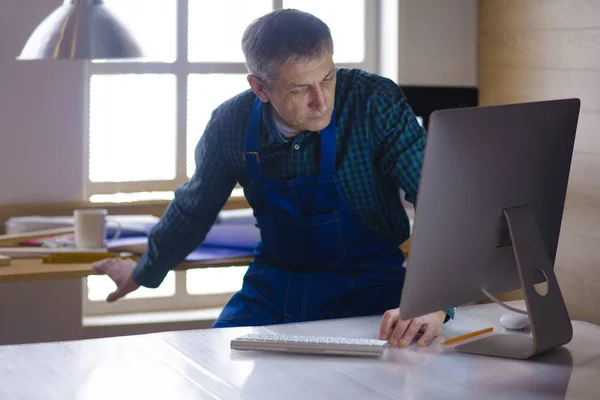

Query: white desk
1;301;598;400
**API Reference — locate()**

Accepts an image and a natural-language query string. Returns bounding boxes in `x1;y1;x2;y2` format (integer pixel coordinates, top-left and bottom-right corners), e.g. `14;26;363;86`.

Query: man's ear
247;75;271;102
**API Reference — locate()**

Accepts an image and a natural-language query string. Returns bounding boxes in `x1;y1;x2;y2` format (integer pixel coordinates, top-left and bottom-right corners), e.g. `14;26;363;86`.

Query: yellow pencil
441;327;494;346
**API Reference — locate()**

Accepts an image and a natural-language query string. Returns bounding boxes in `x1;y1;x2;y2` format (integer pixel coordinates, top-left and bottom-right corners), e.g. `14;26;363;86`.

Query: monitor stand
455;205;573;359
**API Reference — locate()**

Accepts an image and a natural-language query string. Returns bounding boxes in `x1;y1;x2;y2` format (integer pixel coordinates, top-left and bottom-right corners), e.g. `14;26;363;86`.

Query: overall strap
320;109;337;175
244;97;264;184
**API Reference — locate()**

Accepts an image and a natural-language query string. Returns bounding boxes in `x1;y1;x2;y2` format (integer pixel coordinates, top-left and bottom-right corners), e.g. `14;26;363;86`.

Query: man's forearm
132;195;226;288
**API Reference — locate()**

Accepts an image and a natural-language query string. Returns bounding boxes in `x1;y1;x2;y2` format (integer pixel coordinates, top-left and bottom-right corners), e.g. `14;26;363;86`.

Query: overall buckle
242;152;260;162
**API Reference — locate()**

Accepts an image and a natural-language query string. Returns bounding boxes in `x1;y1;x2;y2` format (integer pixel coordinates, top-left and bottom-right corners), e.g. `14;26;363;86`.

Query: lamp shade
18;0;143;60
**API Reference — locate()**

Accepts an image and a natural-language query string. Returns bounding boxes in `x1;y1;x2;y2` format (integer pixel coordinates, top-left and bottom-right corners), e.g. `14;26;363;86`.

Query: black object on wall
400;86;479;130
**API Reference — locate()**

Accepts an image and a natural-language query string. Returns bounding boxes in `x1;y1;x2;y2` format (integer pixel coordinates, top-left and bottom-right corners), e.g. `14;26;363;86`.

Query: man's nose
310;87;327;114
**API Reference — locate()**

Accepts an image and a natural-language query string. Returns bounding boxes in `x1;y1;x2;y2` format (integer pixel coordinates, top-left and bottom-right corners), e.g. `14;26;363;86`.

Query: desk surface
0;301;598;400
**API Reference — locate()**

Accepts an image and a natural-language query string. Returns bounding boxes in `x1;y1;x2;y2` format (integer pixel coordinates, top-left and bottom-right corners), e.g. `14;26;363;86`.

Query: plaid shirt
135;68;425;287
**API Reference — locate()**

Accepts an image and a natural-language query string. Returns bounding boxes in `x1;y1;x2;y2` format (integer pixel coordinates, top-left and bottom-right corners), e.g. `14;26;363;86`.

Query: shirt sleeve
371;81;426;205
371;83;457;322
132;110;237;288
444;307;457;323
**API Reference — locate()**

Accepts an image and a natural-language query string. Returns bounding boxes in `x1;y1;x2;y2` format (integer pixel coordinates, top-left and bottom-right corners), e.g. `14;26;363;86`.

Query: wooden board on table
0;227;74;246
0;256;254;283
0;255;10;267
0;247;108;258
42;252;135;264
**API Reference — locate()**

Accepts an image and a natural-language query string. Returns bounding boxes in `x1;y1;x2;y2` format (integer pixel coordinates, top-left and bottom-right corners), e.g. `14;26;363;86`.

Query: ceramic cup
73;209;121;249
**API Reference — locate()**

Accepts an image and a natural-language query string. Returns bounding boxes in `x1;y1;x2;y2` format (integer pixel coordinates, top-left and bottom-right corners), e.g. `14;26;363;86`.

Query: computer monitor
399;98;581;359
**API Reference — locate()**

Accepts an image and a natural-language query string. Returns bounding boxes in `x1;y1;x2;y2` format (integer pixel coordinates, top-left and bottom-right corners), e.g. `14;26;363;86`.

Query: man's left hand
379;308;446;347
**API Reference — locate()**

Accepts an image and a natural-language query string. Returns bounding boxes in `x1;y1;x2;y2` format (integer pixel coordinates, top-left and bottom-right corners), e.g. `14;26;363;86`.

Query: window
83;0;379;316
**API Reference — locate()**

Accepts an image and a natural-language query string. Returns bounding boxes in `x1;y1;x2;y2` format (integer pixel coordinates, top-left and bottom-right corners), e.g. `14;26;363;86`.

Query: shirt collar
262;102;294;145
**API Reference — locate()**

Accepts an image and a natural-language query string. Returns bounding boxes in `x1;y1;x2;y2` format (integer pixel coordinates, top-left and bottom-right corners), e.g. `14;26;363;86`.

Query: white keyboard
230;334;389;357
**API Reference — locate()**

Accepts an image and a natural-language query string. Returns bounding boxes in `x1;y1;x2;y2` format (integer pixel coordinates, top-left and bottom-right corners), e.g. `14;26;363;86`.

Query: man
95;9;455;348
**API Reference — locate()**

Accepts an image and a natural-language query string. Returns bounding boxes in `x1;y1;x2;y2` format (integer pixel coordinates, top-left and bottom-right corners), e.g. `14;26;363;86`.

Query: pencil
441;327;494;346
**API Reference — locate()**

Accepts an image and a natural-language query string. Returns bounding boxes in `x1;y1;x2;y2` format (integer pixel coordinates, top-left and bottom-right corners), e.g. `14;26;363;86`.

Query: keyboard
230;333;389;357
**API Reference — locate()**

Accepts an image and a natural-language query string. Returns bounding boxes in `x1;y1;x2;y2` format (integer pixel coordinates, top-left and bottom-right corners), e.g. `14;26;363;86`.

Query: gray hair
241;9;334;86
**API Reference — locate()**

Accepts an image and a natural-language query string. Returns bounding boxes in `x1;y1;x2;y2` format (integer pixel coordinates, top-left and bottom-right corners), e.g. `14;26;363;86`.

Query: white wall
0;0;86;205
0;1;478;206
0;279;83;345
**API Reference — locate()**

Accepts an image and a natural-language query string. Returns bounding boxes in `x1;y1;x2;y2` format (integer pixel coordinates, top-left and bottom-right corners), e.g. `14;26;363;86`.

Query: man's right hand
93;258;140;302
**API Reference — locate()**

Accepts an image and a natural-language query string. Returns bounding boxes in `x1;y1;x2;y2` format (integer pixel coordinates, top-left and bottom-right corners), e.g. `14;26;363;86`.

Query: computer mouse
500;313;530;330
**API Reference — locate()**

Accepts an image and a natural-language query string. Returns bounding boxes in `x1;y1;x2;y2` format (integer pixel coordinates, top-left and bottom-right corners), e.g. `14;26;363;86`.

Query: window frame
82;0;381;317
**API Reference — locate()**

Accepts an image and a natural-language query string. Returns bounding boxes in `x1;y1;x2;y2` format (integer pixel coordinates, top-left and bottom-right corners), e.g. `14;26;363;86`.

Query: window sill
82;307;223;328
88;188;246;205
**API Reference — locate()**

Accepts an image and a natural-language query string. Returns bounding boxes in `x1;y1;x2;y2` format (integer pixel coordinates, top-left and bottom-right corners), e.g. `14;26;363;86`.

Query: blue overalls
212;98;407;328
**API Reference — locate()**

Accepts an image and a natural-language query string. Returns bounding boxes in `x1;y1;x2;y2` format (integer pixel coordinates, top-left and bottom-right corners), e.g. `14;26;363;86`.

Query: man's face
251;53;337;132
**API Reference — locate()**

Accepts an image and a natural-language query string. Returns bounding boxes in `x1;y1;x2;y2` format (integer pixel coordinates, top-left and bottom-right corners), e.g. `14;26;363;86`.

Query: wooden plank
556;192;600;320
567;151;600;199
561;194;600;240
480;0;600;30
556;235;600;319
479;28;600;71
0;255;10;267
42;252;135;264
0;247;109;258
573;114;600;154
556;266;600;319
0;227;74;246
557;231;600;272
478;68;600;113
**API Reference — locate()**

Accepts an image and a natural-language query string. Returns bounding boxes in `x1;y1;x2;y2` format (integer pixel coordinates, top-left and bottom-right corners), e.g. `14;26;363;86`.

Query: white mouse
500;313;530;330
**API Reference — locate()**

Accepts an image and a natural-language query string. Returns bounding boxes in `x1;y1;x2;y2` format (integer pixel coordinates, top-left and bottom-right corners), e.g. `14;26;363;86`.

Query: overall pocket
260;210;345;270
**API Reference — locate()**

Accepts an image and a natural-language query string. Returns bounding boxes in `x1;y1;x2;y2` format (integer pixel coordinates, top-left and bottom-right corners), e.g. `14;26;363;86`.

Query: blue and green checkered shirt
132;68;455;321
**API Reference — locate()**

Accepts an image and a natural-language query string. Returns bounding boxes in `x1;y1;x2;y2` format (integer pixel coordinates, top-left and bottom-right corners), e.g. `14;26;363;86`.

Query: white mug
73;209;121;249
